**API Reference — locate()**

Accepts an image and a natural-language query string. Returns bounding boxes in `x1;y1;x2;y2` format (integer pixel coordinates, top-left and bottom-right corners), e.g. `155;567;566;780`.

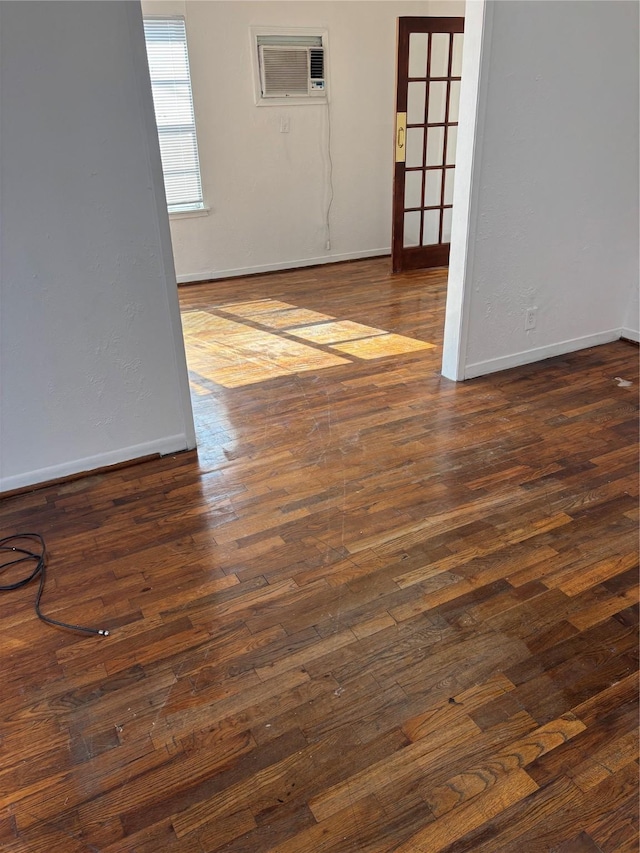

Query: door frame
441;0;493;381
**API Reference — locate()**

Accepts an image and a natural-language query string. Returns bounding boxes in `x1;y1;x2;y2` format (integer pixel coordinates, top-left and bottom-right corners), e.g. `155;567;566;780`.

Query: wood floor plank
306;713;481;823
172;726;408;840
586;792;640;853
450;762;638;853
423;712;586;818
0;258;637;852
396;768;539;852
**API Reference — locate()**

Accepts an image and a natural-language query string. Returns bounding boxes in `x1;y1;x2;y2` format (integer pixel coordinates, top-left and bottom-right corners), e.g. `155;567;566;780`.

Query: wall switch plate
279;117;290;133
525;307;537;330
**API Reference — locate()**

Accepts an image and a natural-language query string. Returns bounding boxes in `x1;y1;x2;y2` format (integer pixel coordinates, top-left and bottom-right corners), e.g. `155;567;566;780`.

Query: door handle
395;112;407;163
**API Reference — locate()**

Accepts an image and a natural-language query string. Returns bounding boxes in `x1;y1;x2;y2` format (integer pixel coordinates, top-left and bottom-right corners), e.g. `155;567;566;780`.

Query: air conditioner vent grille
309;48;324;80
261;47;309;97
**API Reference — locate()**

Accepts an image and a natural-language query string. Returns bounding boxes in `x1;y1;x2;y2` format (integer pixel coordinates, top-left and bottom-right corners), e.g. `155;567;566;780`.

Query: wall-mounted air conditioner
250;27;328;106
259;45;325;98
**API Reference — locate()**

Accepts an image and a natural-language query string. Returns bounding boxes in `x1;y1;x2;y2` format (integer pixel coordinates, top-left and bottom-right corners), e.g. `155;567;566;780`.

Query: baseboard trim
175;248;391;284
620;327;640;344
0;434;192;495
464;329;624;379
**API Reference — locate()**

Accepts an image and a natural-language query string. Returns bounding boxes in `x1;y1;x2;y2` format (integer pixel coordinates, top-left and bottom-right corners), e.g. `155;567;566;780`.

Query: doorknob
395;112;407;163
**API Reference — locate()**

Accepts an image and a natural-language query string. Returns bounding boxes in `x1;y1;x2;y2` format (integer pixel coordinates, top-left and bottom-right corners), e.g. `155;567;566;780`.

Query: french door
392;17;464;273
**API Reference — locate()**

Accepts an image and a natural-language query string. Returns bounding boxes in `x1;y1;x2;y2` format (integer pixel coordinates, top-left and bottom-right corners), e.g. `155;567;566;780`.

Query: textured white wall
623;283;639;342
0;1;195;492
445;0;639;379
141;0;465;282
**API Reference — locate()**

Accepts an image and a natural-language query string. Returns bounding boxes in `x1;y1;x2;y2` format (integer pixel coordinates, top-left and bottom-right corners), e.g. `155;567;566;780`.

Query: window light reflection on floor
181;301;436;388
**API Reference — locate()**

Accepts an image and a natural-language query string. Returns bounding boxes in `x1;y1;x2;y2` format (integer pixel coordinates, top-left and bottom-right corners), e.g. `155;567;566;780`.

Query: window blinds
143;18;203;212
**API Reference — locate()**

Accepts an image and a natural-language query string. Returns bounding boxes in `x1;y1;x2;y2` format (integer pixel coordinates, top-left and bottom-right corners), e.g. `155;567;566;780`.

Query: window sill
169;206;210;220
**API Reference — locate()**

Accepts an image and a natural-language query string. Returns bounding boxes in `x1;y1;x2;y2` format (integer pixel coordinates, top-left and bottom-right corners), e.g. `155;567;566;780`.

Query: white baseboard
464;329;624;379
620;326;640;343
0;434;190;493
176;248;391;284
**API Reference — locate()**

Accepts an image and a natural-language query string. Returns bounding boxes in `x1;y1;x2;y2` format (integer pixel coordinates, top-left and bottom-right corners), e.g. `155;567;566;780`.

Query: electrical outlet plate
525;307;537;330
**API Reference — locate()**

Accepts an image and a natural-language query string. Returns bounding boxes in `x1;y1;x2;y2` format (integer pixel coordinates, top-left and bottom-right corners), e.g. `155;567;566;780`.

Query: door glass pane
451;33;464;77
442;207;453;242
408;32;428;77
407;82;426;124
443;168;455;205
445;125;458;165
405;128;424;167
404;170;422;209
430;33;450;77
404;211;421;247
426;126;444;166
427;81;447;124
423;209;440;245
448;80;461;123
424;169;442;207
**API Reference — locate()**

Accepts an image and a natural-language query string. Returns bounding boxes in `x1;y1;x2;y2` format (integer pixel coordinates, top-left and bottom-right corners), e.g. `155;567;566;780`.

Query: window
143;17;204;213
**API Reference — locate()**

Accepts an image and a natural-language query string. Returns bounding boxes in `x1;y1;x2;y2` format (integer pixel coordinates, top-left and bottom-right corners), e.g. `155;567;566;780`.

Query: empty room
0;1;638;852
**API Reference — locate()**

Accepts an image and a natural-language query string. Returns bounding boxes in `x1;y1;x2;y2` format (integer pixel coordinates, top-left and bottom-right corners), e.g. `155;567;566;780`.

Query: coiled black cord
0;533;109;636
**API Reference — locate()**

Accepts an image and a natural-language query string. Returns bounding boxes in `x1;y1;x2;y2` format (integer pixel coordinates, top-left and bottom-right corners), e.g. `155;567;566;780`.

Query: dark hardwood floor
1;258;638;852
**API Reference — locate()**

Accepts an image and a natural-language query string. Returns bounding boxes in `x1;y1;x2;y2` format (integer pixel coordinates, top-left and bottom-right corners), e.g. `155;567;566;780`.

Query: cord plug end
98;629;110;636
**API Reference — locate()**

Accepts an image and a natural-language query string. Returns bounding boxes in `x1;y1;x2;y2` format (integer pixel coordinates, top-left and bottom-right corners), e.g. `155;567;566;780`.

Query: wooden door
392;17;464;273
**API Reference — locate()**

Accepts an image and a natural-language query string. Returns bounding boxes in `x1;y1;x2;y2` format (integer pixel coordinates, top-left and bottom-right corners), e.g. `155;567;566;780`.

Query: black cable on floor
0;533;109;636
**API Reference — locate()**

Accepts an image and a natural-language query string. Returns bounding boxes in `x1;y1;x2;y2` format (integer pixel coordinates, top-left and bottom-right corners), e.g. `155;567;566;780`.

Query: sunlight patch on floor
181;310;349;388
219;299;331;329
181;301;436;388
289;320;387;344
331;334;436;359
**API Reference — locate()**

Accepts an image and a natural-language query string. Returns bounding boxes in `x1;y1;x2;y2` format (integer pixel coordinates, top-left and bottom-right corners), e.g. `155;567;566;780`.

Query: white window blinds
143;18;203;213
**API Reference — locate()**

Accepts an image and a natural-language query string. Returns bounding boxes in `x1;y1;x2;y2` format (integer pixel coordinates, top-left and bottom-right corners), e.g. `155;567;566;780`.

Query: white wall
444;0;640;379
141;0;464;282
0;1;195;492
623;283;639;343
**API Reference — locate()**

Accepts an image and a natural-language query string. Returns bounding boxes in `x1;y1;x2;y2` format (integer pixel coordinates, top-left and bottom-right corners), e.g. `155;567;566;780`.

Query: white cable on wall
324;96;334;252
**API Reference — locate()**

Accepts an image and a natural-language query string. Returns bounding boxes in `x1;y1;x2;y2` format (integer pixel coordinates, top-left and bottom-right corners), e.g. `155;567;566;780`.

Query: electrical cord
324;98;334;251
0;533;110;636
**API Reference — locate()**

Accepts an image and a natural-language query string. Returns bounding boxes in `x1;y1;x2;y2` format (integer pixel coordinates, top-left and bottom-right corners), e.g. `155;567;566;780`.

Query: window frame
143;16;205;215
